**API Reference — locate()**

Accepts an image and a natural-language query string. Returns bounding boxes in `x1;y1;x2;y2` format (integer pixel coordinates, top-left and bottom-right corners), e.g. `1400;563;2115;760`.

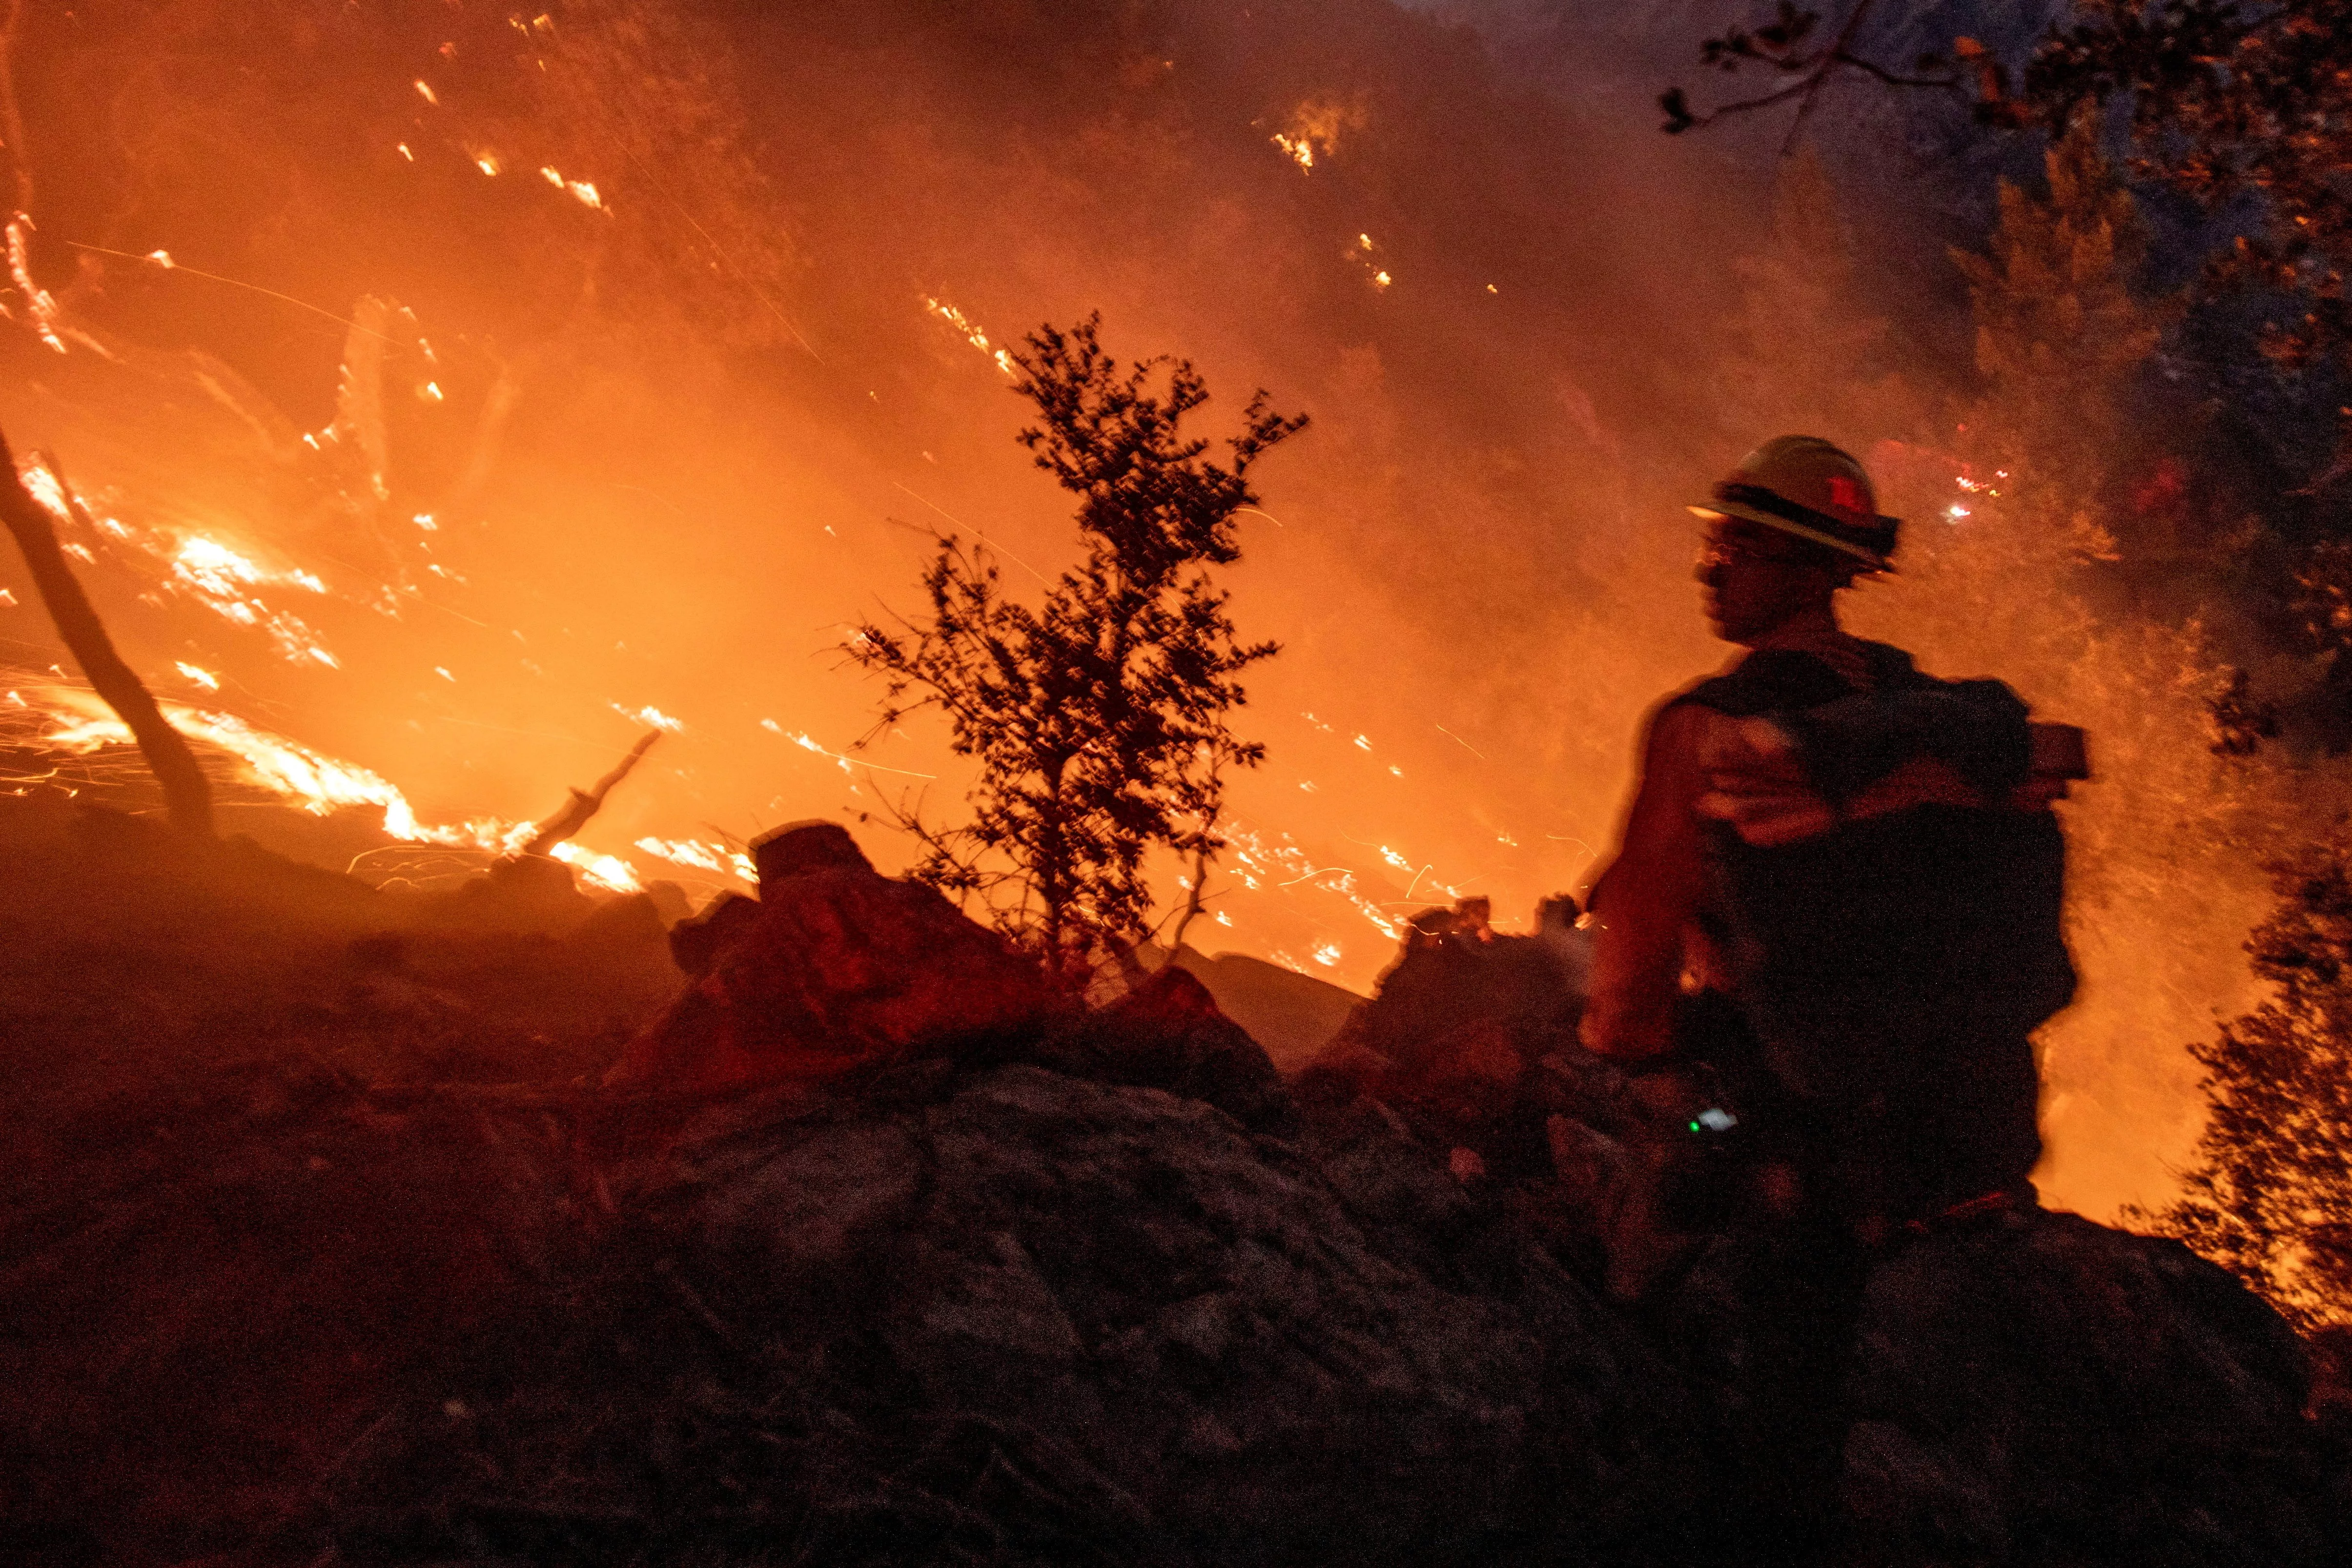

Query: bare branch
1660;0;1961;147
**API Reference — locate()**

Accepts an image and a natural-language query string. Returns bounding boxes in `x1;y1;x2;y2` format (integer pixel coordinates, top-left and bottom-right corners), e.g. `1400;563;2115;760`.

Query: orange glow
0;1;2278;1230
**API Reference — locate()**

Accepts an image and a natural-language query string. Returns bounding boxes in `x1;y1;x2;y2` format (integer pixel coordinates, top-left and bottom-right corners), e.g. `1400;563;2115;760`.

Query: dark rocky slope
1;800;2342;1566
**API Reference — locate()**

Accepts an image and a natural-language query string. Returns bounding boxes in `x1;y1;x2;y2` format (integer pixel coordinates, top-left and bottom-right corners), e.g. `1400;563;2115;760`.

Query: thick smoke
0;0;2283;1217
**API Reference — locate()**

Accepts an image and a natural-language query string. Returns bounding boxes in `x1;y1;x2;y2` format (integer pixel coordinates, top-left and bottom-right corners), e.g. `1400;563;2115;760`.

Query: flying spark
614;703;685;733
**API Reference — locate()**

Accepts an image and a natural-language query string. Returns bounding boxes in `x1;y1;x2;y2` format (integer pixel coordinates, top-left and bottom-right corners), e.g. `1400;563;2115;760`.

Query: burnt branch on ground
522;728;663;857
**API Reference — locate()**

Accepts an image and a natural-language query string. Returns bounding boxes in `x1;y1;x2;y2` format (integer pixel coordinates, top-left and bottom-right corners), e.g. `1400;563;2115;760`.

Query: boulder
418;852;600;935
328;1064;1712;1566
1838;1209;2340;1565
666;889;759;977
1636;1203;2347;1566
606;823;1051;1093
1033;964;1294;1133
1303;896;1595;1181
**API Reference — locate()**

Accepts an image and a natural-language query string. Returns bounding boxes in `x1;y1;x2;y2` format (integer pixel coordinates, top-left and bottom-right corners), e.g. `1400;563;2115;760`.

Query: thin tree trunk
1036;758;1074;986
1166;837;1212;957
0;429;215;836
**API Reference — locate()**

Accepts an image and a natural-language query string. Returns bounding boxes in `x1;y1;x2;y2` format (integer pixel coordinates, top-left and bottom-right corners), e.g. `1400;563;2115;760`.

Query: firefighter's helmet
1689;435;1900;572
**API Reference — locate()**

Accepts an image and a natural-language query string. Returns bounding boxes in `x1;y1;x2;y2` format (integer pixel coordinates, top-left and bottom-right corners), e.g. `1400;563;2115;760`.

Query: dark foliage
2022;0;2352;389
1668;3;2352;433
2140;830;2352;1330
2209;666;2282;756
848;316;1304;987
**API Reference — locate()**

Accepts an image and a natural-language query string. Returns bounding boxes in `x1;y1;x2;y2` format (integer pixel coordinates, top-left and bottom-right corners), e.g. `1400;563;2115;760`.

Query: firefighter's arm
1580;701;1712;1063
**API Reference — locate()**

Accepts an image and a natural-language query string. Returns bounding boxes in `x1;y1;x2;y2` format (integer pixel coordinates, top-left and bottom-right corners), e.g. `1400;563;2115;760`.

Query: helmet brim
1688;502;1895;573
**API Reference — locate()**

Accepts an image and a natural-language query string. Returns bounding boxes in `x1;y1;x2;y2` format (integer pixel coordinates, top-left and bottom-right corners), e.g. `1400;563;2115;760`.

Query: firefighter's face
1695;517;1839;644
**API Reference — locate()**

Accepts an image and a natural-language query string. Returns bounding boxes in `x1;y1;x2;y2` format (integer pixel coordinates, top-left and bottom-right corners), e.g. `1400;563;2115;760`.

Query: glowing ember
614;703;685;733
4;215;65;354
1268;97;1364;174
164;535;340;666
636;835;757;882
1225;822;1406;940
539;166;608;210
16;460;67;518
173;536;326;598
547;840;642;893
14;686;624;867
40;686;424;835
923;296;1019;376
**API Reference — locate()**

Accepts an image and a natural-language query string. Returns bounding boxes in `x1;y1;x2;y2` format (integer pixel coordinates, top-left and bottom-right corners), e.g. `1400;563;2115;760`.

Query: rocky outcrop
1303;895;1596;1182
1028;964;1295;1134
1839;1210;2341;1565
324;1063;1707;1566
607;821;1052;1093
1288;886;2350;1564
286;1060;2344;1568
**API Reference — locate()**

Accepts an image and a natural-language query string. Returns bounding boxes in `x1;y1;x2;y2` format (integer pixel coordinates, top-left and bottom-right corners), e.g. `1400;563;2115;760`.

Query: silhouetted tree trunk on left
0;427;215;837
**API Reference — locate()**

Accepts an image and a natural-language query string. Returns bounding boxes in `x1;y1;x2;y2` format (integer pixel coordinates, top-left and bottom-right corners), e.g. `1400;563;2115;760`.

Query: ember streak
0;0;2297;1223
